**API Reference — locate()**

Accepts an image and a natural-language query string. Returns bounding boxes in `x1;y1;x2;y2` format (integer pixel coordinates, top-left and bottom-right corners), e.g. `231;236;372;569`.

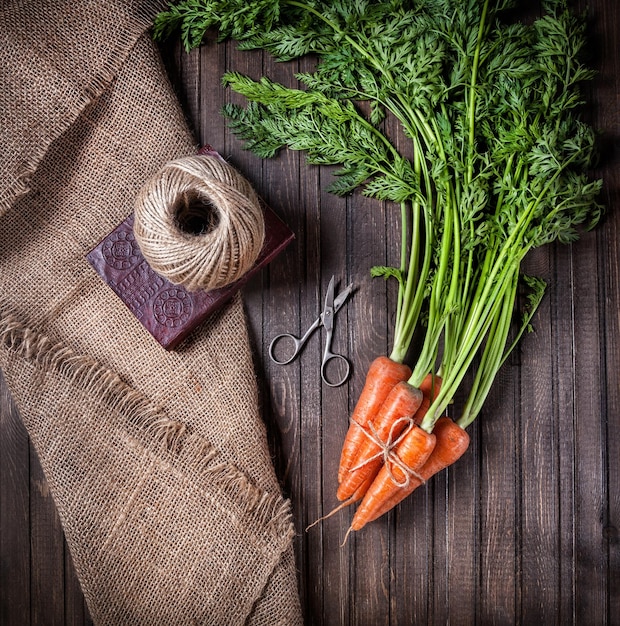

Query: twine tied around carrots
350;417;426;489
304;416;426;534
133;154;265;292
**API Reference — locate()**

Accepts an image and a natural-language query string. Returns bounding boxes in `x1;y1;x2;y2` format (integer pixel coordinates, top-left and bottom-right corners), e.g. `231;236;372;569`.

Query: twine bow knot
350;416;426;489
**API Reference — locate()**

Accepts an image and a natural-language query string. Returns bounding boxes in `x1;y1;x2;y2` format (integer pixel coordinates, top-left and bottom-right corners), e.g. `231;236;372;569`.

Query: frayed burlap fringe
0;304;294;540
0;308;298;624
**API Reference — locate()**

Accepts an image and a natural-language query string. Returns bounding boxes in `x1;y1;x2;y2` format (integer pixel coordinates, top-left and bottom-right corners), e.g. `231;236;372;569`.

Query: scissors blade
333;283;354;313
321;276;336;331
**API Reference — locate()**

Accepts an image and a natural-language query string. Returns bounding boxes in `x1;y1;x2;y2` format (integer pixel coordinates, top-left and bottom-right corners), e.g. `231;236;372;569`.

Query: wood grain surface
1;1;619;624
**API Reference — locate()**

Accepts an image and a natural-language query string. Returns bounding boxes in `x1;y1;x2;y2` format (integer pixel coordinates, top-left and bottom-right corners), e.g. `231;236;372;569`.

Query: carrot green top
155;0;602;429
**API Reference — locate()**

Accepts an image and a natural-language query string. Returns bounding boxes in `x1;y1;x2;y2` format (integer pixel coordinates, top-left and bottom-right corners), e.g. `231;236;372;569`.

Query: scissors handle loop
321;347;351;388
268;333;303;365
269;318;320;365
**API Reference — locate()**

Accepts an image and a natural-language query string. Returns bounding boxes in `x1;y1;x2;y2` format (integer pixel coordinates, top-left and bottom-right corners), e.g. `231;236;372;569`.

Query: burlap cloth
0;1;302;624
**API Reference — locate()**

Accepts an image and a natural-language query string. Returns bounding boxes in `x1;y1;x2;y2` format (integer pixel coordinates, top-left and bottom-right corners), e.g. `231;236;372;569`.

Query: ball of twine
133;155;265;292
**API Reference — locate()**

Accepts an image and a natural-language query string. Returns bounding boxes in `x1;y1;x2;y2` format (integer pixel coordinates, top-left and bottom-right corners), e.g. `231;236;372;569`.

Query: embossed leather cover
87;207;294;349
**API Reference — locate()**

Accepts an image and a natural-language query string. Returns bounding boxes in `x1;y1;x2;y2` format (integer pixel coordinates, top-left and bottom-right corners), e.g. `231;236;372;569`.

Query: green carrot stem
457;268;519;428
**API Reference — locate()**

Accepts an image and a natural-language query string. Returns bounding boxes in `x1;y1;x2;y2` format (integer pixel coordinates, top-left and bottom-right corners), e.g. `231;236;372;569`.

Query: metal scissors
269;276;354;387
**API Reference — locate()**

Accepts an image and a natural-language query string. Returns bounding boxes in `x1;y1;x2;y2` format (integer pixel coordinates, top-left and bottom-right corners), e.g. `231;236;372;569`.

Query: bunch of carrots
336;364;467;534
155;0;603;536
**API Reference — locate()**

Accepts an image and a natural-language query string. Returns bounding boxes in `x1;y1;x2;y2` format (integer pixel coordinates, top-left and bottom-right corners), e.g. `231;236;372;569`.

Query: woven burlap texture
0;1;302;624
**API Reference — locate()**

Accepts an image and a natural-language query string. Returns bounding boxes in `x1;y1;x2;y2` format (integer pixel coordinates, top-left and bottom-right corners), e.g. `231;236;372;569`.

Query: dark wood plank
196;29;228;149
0;371;31;625
346;185;391;626
442;390;479;626
250;46;315;620
590;1;620;623
257;51;305;495
294;148;324;625
551;239;579;625
479;368;520;625
317;178;352;625
570;230;608;623
519;246;560;623
29;449;65;626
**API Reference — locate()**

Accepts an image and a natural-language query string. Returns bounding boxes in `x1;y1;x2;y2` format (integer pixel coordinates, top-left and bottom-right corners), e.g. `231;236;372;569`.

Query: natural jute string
133;155;265;292
350;416;426;488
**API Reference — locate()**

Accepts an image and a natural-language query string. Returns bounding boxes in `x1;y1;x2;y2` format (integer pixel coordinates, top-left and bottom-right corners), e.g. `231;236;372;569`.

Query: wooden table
2;2;619;624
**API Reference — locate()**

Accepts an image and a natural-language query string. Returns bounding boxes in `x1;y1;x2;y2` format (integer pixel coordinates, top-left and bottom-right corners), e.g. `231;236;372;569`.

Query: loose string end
305;494;358;532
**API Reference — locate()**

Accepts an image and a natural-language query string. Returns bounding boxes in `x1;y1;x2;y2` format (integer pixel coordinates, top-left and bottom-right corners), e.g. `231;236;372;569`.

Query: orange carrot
336;380;423;502
338;356;411;483
351;417;469;530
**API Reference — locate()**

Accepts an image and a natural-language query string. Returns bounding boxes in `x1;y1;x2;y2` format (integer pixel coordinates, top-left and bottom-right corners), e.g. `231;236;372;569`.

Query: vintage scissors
269;276;354;387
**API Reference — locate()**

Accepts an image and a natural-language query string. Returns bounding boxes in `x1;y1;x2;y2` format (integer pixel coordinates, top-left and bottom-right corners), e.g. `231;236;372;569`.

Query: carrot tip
305;494;359;532
340;526;354;548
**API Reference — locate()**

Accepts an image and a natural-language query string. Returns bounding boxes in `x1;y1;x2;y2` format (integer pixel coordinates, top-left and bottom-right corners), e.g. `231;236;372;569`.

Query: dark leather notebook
87;199;294;350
